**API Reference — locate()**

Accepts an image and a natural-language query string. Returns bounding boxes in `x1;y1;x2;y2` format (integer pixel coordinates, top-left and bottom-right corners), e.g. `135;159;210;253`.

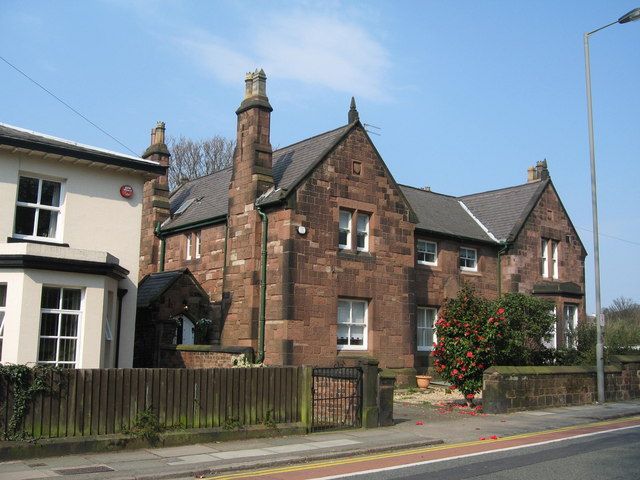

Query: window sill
337;345;368;351
417;262;439;270
460;269;481;276
8;236;69;247
338;250;375;262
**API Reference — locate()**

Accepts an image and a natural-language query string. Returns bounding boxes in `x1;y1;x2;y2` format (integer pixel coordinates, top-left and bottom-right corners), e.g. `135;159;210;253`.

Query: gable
460;180;548;242
275;123;417;222
517;181;586;255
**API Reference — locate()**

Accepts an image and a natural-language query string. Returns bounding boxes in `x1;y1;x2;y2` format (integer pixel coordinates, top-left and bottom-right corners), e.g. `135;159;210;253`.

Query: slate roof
400;186;495;243
0;122;165;175
164;167;232;230
162;124;353;231
160;120;551;246
137;269;187;308
460;180;548;242
262;124;353;203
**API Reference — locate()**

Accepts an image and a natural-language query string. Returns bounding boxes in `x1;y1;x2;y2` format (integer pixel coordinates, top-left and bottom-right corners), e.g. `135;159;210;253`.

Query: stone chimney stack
527;160;550;183
536;159;550;180
231;69;274;206
223;69;275;350
139;121;171;279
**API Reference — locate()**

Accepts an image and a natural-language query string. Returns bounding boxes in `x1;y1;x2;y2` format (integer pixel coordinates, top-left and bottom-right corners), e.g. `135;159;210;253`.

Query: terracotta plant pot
415;375;432;390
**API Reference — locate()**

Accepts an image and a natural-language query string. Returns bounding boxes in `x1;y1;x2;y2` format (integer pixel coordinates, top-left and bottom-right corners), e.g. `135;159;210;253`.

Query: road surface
202;416;640;480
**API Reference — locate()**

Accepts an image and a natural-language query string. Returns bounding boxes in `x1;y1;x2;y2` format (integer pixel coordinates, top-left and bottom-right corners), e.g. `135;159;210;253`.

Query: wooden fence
0;367;302;439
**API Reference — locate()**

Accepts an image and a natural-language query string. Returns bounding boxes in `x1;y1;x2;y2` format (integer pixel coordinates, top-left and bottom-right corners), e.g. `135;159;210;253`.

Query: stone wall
158;345;254;368
266;125;416;370
483;355;640;413
162;223;227;302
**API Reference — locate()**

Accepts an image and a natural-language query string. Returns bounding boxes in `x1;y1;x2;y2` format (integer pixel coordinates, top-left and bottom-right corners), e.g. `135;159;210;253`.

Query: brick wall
483;356;640;413
158;345;254;368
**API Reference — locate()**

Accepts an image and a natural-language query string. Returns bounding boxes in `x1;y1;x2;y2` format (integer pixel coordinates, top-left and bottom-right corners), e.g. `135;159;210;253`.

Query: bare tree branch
168;135;235;190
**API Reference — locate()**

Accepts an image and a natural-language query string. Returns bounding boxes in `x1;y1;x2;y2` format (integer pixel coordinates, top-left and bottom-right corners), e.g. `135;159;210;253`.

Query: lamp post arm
587;20;618;36
583;31;606;404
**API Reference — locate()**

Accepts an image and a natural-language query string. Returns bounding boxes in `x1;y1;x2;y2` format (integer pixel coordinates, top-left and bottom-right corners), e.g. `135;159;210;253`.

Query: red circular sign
120;185;134;198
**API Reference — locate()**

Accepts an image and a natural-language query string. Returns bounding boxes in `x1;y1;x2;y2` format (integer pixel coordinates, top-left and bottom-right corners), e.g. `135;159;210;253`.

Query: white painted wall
0;146;151;367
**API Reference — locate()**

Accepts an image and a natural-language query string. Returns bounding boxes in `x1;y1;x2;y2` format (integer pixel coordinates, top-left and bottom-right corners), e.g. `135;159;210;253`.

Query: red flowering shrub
432;285;507;405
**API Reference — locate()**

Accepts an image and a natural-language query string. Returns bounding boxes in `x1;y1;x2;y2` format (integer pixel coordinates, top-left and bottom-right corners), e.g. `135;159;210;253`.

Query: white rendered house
0;123;165;368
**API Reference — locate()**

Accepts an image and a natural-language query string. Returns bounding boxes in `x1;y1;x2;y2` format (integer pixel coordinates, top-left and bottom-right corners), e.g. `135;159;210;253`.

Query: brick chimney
139;121;171;279
230;68;274;209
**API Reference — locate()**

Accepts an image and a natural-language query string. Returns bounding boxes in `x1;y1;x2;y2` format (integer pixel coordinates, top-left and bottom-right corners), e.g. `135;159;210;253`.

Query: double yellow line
205;415;640;479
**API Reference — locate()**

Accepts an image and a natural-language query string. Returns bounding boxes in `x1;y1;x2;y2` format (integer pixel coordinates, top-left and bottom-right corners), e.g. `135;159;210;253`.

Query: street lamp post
584;7;640;404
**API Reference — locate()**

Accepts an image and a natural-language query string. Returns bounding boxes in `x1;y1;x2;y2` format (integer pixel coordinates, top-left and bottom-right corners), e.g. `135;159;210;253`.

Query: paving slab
263;443;320;454
309;439;361;448
0;471;59;480
146;444;216;458
212;448;272;459
166;454;218;466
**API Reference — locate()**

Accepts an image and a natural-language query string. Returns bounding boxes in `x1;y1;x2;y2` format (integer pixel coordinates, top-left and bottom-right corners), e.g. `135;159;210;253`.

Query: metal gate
311;367;362;432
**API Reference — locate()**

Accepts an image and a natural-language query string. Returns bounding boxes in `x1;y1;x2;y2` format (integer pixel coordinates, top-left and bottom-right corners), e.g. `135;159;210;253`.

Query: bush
493;293;556;366
433;285;503;404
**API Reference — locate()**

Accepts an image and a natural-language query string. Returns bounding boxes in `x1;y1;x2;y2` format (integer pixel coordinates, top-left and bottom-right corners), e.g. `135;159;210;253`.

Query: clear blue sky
2;1;639;312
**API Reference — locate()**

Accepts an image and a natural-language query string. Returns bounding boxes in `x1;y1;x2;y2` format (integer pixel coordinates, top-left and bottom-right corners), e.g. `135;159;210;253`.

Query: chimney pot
154;121;166;145
527;166;536;182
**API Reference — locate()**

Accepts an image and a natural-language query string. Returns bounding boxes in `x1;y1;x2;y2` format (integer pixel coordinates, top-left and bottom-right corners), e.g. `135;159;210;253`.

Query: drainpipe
256;206;268;364
114;288;128;368
497;242;509;297
154;221;166;272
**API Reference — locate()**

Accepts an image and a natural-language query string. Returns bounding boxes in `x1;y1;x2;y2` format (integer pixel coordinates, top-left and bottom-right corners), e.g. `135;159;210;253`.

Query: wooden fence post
299;366;313;433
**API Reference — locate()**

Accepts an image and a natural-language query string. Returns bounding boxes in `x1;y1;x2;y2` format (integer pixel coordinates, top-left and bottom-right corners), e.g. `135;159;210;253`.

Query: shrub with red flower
432;285;507;405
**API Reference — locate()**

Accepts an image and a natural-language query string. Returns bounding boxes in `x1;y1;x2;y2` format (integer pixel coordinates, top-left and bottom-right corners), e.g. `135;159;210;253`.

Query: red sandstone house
134;70;586;379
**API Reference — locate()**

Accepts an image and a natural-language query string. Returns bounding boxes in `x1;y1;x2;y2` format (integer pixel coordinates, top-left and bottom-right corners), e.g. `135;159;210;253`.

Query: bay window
38;287;82;367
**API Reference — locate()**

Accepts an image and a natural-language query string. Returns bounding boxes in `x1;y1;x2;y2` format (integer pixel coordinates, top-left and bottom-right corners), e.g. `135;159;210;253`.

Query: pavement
1;399;639;480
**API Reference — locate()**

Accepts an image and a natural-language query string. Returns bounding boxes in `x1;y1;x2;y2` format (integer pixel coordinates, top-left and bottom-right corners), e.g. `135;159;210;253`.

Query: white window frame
551;240;559;279
38;286;83;368
356;214;370;252
459;247;477;272
14;174;64;242
417;240;437;266
0;284;6;361
564;304;578;348
338;210;352;250
185;233;192;260
543;306;557;349
337;299;368;350
541;238;549;278
195;231;201;259
417;307;437;352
